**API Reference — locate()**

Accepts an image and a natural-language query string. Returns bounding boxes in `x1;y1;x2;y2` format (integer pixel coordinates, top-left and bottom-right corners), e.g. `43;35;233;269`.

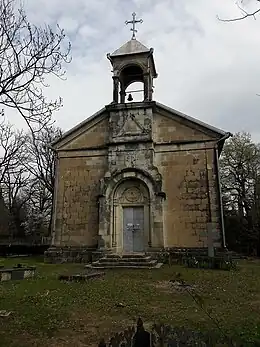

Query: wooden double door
123;206;144;253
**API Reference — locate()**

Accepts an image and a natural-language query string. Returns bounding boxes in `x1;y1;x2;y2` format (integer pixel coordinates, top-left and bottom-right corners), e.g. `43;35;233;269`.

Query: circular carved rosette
124;187;142;203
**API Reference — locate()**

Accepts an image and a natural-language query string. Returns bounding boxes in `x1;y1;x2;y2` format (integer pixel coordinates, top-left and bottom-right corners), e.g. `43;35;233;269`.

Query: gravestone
132;318;150;347
0;264;36;281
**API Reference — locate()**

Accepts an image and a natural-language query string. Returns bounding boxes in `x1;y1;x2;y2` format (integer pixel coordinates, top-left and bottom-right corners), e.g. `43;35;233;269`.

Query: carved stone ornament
124;187;142;202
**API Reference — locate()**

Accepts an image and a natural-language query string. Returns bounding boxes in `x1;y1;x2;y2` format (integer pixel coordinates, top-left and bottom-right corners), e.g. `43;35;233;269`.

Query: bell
127;93;133;102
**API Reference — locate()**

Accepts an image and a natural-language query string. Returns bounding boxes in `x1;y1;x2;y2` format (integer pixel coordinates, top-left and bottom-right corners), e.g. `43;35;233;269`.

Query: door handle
133;224;140;232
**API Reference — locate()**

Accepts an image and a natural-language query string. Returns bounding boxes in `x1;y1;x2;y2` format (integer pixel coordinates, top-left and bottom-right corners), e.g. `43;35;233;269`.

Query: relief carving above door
124;187;142;203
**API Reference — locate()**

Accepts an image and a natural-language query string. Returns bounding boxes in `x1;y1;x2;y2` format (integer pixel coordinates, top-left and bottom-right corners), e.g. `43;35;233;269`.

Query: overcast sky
18;0;260;141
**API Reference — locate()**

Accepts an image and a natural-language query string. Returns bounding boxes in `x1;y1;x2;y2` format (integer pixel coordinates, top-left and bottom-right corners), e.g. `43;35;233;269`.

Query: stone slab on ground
58;270;105;282
86;262;163;270
0;265;36;282
0;310;12;317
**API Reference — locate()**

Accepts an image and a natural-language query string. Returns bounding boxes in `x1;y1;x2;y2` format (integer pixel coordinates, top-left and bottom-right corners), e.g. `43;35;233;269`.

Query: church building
45;14;231;262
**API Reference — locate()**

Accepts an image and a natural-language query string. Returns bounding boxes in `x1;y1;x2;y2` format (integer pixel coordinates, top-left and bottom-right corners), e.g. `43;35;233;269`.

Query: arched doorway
112;179;150;253
98;168;165;254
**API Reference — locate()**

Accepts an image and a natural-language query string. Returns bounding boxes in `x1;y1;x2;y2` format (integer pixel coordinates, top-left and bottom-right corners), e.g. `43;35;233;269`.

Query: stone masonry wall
108;142;154;173
62;117;109;150
154;113;212;143
53;152;107;247
154;111;221;248
156;148;220;247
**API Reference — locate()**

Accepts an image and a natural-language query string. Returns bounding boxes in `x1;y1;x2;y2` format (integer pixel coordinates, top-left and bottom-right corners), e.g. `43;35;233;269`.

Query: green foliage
220;132;260;256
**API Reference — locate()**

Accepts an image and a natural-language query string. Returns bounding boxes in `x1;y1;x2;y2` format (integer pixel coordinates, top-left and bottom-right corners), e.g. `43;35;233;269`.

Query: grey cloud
8;0;260;142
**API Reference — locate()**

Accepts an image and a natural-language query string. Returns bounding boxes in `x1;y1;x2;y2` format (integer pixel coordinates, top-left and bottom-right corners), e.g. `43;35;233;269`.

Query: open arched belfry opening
107;37;157;104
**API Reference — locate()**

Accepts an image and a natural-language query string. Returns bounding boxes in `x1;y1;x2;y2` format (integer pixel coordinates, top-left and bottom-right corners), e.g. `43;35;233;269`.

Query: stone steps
88;264;163;269
98;256;152;263
92;260;157;267
105;253;149;259
88;253;163;269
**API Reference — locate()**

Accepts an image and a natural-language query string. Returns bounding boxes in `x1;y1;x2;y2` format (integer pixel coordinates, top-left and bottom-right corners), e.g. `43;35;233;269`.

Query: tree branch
217;1;260;22
0;0;71;126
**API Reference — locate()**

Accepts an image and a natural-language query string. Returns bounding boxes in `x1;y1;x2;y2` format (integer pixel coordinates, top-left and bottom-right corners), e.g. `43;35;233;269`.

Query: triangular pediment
155;102;227;140
51;101;230;152
52;108;108;150
117;113;145;136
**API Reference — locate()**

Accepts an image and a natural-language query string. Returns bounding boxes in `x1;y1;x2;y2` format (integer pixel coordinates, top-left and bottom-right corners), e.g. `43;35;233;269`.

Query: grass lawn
0;257;260;346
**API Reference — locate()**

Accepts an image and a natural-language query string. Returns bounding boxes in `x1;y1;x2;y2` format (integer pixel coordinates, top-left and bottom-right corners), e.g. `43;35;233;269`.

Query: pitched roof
155;102;227;137
111;39;150;56
51;107;106;148
51;101;230;149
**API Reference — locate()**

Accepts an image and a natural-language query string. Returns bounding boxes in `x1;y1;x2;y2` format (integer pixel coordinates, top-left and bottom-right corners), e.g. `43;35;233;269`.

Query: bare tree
1;166;51;240
24;123;61;195
23;123;62;234
218;1;260;22
0;119;31;238
0;118;26;183
22;179;52;239
0;117;62;239
0;0;71;128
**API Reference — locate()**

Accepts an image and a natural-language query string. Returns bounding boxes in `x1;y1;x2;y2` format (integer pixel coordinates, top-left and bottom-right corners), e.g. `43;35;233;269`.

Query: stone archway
112;179;150;253
98;168;166;254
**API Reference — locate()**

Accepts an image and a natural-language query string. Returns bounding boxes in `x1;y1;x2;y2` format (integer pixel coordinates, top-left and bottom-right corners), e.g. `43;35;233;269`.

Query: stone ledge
44;246;97;264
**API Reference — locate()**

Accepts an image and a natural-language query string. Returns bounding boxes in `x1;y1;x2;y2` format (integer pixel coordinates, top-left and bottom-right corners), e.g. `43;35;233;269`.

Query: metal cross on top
125;12;143;40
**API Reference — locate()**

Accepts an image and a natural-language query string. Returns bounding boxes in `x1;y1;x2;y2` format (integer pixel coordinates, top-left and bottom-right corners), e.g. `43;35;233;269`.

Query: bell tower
99;13;164;255
107;12;158;104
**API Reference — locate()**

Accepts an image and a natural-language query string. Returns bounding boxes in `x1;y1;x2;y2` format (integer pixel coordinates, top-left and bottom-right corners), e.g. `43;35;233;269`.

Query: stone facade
45;101;228;261
45;37;230;262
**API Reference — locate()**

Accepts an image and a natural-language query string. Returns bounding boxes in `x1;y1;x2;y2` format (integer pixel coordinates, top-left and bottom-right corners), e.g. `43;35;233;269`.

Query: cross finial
125;12;143;40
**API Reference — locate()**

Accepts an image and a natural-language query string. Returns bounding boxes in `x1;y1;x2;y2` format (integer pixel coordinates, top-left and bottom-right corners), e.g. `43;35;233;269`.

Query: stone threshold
86;263;163;270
